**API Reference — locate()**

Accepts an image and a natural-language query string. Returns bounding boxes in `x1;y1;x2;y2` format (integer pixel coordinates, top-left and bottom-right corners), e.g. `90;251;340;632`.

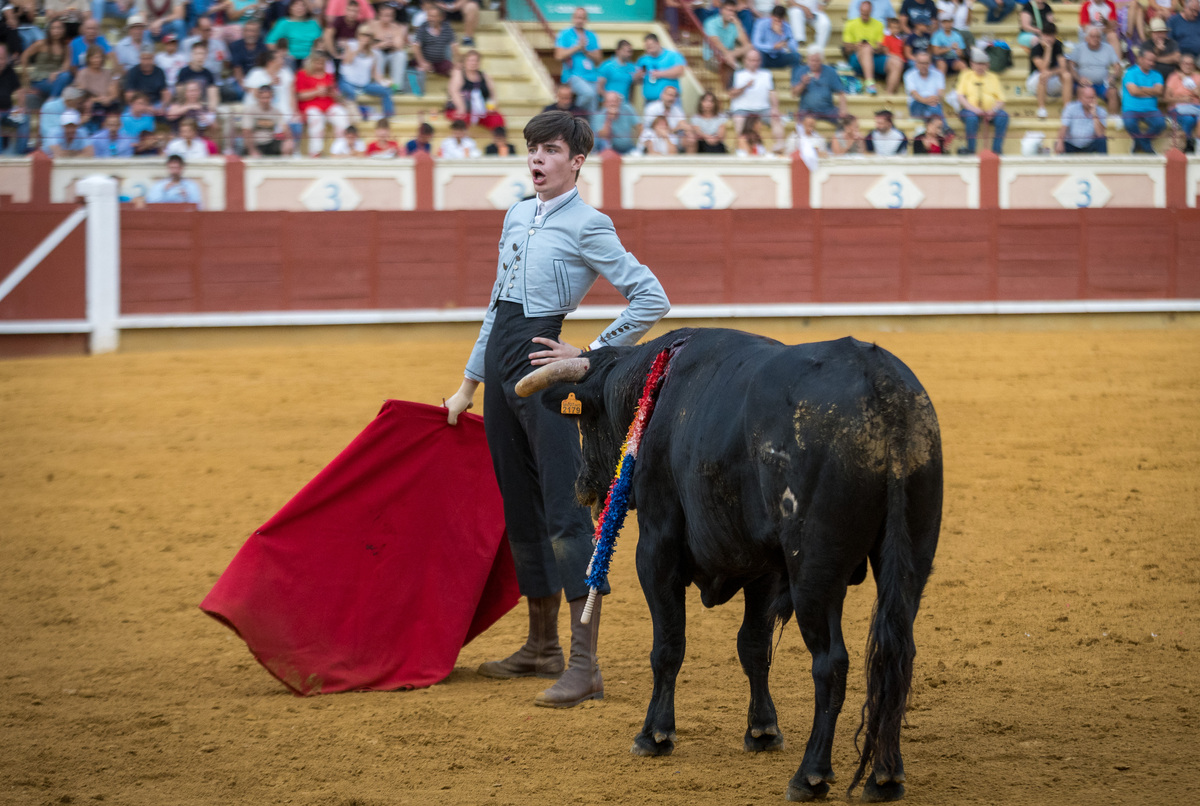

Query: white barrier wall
0;159;33;203
619;156;790;209
434;159;602;209
27;154;1199;211
50;157;228;210
999;156;1166;209
244;158;416;211
811;157;980;209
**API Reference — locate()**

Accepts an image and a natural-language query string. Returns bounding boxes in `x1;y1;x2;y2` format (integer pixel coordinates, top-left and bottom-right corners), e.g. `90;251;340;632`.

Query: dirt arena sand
2;323;1198;806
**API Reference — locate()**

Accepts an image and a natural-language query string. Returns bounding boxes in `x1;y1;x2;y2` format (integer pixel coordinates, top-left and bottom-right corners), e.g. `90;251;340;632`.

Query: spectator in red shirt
365;117;401;157
295;50;349;156
882;17;906;59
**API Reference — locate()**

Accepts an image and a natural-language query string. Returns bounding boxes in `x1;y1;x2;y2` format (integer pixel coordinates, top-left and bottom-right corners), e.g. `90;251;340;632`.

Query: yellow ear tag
561;393;582;415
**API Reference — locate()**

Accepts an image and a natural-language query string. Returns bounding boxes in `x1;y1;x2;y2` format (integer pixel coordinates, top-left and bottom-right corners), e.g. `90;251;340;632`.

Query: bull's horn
515;358;591;398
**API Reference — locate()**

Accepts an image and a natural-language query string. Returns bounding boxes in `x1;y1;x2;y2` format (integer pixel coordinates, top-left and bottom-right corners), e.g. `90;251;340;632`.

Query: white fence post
77;175;120;354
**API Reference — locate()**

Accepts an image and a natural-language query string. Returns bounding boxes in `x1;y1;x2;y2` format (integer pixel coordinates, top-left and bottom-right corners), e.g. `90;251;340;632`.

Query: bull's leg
739;576;784;753
786;585;850;802
630;522;687;758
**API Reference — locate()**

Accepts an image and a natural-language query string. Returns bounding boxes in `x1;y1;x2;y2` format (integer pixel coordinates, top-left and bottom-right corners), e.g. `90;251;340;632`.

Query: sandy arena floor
1;322;1198;806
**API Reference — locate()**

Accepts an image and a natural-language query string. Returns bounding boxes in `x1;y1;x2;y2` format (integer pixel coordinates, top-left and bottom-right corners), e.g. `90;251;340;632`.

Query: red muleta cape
200;400;519;695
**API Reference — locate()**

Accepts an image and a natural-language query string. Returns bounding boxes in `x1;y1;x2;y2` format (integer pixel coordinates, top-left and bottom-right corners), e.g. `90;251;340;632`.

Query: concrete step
820;0;1085;18
370;108;1162;157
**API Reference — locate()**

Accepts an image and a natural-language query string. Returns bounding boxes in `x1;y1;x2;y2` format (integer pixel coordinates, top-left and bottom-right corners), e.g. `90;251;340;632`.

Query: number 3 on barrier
324;182;341;211
1076;179;1092;209
887;180;903;209
698;180;715;210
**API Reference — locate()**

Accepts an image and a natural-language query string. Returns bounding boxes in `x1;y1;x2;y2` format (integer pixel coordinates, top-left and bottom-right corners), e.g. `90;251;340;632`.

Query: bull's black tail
848;376;920;797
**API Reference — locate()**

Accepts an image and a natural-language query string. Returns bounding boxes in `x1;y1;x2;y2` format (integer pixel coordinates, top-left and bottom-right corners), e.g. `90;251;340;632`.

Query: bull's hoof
744;724;785;753
785;779;830;802
861;778;905;802
630;731;675;757
787;768;836;802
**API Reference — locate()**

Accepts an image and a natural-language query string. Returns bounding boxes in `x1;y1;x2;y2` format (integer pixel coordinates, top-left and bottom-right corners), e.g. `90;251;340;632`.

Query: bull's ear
519;347;618;418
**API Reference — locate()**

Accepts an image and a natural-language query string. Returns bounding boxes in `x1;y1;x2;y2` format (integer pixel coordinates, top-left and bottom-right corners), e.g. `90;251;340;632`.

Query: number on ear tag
561;393;582;415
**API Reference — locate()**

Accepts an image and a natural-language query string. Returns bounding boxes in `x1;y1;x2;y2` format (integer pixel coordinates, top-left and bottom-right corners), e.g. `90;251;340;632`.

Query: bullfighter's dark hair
523;110;594;159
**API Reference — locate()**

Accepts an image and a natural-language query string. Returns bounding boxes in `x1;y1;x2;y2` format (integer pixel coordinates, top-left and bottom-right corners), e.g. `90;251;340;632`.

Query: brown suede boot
534;595;602;708
477;594;565;679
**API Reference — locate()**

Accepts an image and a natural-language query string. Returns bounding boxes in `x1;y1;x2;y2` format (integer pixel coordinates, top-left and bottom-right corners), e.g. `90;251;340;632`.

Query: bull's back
655;332;934;473
642;332;939;565
754;337;939;477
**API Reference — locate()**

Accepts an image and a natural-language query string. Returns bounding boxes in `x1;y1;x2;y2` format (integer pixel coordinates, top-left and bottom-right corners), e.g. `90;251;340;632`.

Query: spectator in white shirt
640;84;693;146
638;114;680;155
164;117;211;159
244;48;299;144
864;108;908;154
154;34;188;90
728;49;786;150
785;109;829;169
330;124;368;155
438;118;482;157
788;0;832;52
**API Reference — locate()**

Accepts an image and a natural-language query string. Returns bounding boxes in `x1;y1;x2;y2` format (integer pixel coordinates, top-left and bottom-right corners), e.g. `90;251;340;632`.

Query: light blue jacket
465;189;670;382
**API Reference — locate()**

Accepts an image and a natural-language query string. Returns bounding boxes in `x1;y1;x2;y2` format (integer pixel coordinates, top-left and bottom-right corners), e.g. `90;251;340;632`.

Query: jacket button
528;228;535;235
512;243;517;250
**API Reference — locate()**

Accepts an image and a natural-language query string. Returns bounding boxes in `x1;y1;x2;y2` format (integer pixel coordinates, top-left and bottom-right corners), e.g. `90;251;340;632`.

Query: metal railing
669;1;723;95
512;0;559;57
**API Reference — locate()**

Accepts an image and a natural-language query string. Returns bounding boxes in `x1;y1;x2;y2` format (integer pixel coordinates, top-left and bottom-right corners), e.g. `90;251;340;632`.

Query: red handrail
671;1;722;94
522;0;558;46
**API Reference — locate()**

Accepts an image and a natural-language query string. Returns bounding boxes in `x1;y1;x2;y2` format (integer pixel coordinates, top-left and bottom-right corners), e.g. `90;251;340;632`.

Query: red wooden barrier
113;208;1200;313
0;207;87;321
3;206;1198;359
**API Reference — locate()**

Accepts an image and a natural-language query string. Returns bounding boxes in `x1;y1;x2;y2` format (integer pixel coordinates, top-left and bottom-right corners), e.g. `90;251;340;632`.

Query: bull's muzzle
515;358;591;397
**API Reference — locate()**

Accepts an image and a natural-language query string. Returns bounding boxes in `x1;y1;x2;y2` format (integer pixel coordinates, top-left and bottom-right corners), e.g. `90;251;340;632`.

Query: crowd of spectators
644;0;1200;155
0;0;508;157
3;0;1199;160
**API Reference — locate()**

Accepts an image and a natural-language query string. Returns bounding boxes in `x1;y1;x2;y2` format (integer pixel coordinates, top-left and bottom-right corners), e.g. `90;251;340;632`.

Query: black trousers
483;302;605;602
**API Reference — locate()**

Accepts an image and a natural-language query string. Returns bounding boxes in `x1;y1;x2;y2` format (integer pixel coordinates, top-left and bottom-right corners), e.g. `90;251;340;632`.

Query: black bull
516;329;942;802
